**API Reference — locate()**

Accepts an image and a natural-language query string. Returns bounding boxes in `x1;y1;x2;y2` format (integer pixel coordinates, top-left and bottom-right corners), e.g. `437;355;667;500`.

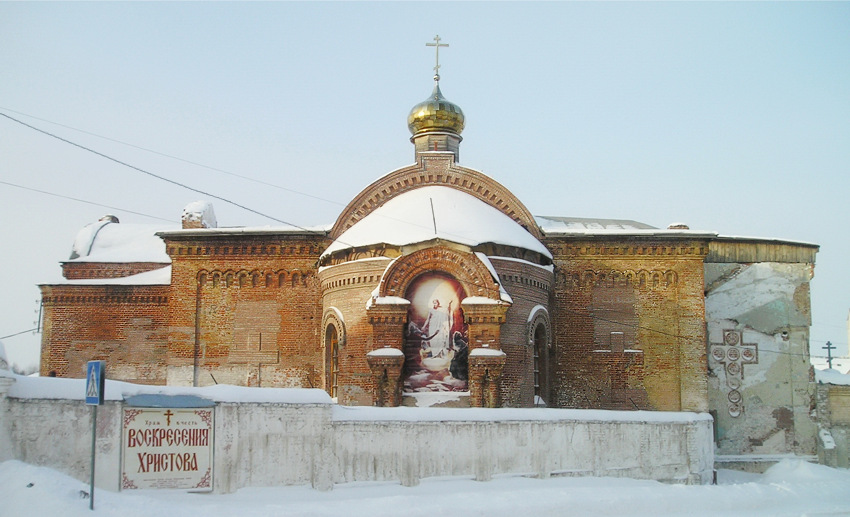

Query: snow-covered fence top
0;372;714;492
3;372;332;405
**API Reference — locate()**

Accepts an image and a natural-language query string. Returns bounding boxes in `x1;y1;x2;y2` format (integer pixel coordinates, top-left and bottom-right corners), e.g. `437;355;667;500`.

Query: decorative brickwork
489;257;554;407
61;262;168;280
378;246;499;300
318;257;393;405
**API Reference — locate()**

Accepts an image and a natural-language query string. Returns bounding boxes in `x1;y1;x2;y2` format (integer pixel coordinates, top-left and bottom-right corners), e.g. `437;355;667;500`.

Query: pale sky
1;2;848;370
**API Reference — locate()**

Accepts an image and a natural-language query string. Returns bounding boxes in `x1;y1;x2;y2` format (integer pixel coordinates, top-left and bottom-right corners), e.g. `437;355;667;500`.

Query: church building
38;46;820;467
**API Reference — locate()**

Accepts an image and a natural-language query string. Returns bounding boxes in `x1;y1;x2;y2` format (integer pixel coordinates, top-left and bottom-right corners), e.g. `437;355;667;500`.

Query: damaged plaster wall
705;259;817;463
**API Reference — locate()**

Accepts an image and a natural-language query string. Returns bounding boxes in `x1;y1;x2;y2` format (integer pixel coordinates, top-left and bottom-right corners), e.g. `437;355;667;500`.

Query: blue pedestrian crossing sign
85;361;105;405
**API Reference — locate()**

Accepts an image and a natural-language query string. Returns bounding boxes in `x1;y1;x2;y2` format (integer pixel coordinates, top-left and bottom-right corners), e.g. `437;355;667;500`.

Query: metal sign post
85;361;105;511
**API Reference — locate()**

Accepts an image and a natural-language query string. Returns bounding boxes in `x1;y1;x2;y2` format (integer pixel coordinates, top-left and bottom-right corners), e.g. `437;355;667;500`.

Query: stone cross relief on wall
710;329;759;417
593;331;645;409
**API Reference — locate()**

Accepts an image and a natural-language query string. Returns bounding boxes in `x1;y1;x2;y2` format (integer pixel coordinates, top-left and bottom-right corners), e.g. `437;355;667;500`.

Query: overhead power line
0;328;39;340
0;180;175;223
0;111;323;233
0;108;518;249
0;106;344;207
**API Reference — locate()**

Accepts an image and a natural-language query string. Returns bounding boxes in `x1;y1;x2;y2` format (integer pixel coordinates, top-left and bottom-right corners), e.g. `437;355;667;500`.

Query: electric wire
0;180;176;223
0;106;344;207
0;328;39;340
0;109;475;249
0;111;323;233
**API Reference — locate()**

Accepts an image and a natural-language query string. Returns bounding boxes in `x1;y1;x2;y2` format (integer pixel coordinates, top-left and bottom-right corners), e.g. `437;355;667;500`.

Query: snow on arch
322;186;551;259
527;304;549;323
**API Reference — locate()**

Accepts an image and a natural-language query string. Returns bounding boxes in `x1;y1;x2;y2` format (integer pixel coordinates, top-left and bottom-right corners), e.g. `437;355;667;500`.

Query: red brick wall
163;234;327;388
318;257;393;405
546;237;710;412
490;258;554;407
39;284;169;383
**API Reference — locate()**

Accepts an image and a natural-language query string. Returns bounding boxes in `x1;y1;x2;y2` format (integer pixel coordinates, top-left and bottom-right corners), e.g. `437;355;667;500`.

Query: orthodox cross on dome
426;34;449;81
709;329;759;418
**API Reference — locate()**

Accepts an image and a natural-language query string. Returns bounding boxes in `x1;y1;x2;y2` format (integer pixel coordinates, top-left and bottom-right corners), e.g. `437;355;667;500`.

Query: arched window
325;325;339;399
528;305;551;407
533;322;547;406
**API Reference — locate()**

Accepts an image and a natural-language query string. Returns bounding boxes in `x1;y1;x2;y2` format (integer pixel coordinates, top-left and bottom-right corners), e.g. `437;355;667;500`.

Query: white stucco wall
0;376;714;492
705;261;817;465
5;398;123;491
332;414;713;485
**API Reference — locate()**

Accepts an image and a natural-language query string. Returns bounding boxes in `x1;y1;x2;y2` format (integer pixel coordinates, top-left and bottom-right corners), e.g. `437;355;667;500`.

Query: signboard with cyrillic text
121;408;214;491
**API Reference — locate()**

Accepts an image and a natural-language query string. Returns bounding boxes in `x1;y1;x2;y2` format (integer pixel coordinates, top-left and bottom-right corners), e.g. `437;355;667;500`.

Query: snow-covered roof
323;186;551;258
815;368;850;386
158;224;331;238
536;216;657;232
68;219;176;263
535;216;717;238
712;234;819;248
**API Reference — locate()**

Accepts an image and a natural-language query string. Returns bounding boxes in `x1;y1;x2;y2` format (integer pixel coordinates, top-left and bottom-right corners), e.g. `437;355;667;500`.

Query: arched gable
378;246;501;301
330;153;542;241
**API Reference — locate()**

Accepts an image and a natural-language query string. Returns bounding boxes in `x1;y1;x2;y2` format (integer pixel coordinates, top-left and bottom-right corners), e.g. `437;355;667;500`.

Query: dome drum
411;131;461;160
407;82;465;161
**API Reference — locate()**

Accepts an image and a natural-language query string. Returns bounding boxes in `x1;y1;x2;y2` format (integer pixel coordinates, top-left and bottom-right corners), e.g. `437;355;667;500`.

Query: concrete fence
0;373;714;492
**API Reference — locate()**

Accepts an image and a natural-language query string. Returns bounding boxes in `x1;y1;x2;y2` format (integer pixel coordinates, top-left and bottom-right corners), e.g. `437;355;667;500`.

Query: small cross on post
824;341;836;369
426;35;449;81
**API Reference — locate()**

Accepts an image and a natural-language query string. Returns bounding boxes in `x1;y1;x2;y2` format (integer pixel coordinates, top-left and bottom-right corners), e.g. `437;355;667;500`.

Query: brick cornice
547;240;711;259
366;303;409;325
162;234;328;259
461;302;510;324
41;293;168;305
196;268;315;289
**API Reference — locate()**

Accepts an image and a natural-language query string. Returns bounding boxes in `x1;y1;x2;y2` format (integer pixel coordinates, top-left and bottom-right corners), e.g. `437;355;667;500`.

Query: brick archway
330;155;542;241
378;246;500;301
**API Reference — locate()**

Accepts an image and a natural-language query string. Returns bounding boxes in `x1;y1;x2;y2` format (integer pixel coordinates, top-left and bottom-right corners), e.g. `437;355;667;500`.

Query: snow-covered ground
2;459;848;517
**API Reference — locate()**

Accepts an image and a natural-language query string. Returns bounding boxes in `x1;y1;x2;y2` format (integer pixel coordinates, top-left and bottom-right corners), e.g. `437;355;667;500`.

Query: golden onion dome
407;82;465;136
